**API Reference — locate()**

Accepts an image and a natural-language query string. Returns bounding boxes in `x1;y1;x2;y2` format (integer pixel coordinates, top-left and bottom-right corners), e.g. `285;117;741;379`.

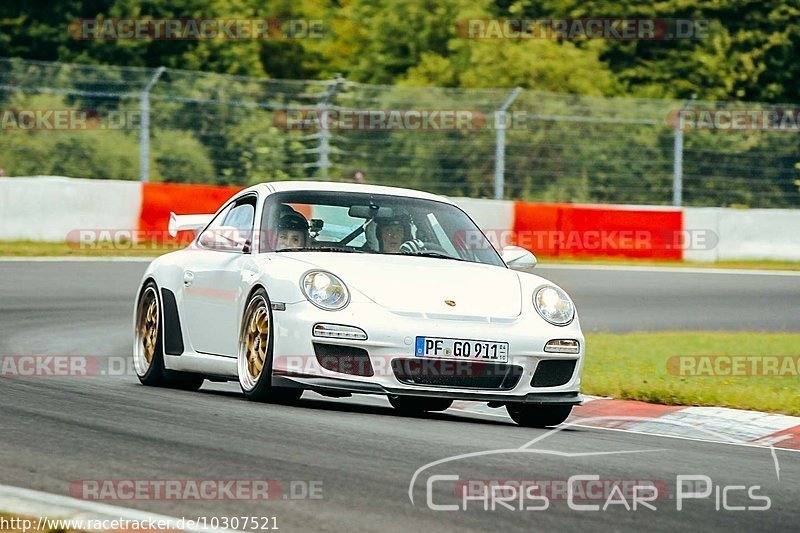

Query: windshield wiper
386;251;464;262
275;246;367;253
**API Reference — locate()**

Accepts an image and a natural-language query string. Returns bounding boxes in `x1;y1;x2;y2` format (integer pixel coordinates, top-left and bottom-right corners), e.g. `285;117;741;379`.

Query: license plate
415;337;509;363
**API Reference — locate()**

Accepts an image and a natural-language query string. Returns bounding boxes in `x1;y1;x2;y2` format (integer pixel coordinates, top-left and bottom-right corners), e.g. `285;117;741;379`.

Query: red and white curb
0;484;234;532
452;396;800;451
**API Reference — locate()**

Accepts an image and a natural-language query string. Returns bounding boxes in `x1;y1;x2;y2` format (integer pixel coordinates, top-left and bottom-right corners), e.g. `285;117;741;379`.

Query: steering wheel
399;240;449;256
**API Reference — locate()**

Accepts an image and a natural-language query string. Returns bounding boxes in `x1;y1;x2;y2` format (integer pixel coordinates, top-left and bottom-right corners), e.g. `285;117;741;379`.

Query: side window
222;198;256;233
198;196;256;252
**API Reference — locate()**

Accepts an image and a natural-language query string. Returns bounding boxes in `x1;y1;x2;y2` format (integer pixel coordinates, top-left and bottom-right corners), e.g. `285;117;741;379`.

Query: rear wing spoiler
168;211;214;237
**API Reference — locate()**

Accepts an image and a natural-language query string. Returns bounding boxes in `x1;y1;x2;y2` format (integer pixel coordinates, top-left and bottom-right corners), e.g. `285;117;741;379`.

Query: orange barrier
136;183;682;259
512;201;565;254
512;202;683;260
138;182;242;233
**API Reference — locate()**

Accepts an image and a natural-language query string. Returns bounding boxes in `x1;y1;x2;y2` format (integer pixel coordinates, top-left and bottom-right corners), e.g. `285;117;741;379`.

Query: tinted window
259;191;504;267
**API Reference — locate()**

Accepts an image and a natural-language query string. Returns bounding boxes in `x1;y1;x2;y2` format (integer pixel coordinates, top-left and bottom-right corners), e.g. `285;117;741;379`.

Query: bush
0;93;216;182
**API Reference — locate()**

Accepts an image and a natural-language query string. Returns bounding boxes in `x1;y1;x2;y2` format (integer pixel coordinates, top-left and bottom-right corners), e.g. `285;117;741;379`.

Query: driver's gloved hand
399;239;426;254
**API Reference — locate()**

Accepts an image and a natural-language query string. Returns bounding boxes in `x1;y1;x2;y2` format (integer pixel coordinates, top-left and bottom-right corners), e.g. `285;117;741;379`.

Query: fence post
672;127;683;207
139;66;166;183
317;75;344;180
494;87;522;200
672;96;695;207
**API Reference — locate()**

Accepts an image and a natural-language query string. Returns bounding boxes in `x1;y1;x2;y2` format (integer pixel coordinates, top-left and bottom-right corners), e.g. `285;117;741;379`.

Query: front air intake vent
313;343;374;377
531;360;577;387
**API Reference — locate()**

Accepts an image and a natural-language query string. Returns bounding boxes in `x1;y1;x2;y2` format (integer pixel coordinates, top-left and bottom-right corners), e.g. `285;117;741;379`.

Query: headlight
301;271;350;310
533;285;574;326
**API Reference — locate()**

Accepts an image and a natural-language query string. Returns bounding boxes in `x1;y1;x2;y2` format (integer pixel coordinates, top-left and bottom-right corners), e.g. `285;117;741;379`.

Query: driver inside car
376;217;409;253
276;211;309;250
372;215;427;254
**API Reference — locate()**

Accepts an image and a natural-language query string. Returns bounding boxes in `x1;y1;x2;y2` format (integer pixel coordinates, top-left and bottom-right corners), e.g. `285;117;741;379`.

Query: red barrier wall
136;183;683;259
512;202;565;254
512;202;683;260
138;182;243;233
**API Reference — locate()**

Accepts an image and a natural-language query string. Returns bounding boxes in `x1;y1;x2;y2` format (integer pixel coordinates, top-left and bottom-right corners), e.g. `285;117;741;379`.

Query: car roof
243;181;455;205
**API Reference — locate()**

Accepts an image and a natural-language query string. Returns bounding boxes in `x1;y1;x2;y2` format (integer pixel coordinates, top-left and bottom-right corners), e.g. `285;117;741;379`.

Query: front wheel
388;395;453;415
506;404;572;428
238;288;302;404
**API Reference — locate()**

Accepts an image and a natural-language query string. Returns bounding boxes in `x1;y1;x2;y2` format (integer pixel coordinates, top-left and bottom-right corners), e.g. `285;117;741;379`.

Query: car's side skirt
164;352;237;379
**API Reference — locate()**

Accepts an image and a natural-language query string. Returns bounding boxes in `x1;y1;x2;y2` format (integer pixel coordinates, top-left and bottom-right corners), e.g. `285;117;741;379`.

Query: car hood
279;252;523;318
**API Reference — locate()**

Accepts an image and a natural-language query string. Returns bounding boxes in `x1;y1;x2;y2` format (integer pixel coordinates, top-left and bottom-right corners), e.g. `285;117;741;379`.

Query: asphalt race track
1;260;798;532
536;264;800;333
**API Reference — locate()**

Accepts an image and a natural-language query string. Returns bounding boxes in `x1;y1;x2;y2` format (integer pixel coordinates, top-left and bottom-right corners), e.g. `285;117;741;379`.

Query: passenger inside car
276;211;309;250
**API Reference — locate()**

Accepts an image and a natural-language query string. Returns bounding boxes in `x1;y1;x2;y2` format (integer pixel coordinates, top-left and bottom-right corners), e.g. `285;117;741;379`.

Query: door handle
183;270;195;286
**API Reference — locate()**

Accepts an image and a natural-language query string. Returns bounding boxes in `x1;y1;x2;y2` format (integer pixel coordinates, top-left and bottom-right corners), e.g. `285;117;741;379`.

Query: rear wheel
133;282;204;391
506;404;572;428
388;395;453;415
238;288;303;403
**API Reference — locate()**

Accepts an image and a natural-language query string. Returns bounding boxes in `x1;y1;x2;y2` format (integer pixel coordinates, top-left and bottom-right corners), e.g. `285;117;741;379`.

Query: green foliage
2;0;799;205
150;129;217;183
0;93;215;182
0;127;139;179
4;0;798;102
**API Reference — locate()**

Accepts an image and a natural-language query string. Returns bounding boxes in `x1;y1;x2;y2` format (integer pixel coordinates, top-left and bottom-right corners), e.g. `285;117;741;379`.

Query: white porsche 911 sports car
134;181;584;427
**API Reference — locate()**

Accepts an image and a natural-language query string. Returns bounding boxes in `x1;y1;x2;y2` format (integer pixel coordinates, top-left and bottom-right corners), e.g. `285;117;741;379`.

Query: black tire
238;287;303;404
388;395;453;415
506;404;572;428
134;281;204;391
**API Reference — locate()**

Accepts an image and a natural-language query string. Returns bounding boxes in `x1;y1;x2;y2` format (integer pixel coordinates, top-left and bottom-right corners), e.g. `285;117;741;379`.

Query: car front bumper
271;300;585;405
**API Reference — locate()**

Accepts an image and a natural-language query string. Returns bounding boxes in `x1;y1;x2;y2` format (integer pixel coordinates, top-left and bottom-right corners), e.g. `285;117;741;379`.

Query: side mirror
501;245;537;272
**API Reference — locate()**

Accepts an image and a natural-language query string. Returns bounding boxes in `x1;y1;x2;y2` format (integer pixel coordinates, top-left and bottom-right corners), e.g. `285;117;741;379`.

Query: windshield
259;190;505;267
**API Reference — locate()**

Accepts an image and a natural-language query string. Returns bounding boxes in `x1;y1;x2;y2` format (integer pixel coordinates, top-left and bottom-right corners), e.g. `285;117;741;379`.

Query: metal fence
1;57;798;208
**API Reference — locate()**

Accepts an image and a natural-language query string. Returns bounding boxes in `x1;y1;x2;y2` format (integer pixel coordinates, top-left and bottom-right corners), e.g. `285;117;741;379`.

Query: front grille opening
313;343;374;377
392;359;523;390
531;359;577;387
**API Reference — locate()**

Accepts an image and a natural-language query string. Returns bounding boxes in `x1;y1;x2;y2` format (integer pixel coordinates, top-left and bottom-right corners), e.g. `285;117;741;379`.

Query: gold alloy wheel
139;288;159;365
244;304;269;381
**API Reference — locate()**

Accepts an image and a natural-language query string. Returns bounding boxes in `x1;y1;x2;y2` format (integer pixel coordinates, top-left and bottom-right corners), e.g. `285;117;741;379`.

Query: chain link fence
1;57;798;207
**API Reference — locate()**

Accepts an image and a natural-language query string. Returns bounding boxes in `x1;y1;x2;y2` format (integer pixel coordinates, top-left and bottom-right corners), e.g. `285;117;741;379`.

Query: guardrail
1;177;798;261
